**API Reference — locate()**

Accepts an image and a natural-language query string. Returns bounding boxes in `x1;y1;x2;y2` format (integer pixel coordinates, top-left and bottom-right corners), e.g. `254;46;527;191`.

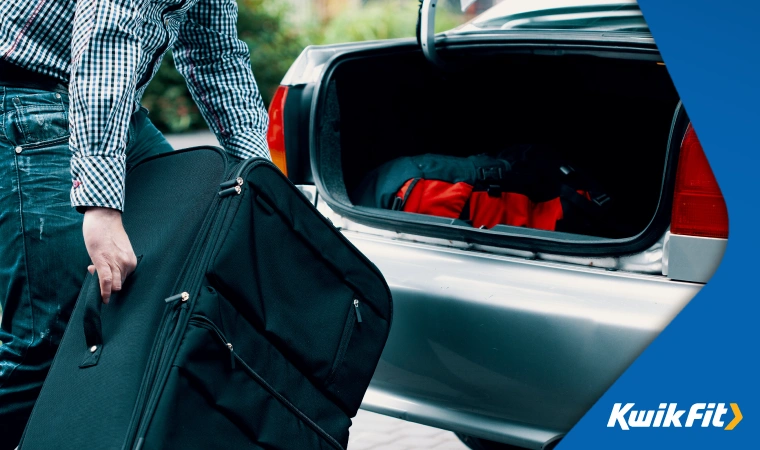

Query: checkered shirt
1;0;270;211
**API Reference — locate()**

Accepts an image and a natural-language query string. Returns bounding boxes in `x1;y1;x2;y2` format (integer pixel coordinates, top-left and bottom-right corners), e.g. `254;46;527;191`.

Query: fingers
112;264;123;294
92;252;136;303
123;253;138;279
96;262;113;304
89;252;137;304
82;207;138;304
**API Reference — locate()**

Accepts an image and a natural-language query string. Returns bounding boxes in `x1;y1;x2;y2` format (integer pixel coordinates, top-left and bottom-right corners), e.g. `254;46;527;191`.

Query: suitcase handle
80;255;143;369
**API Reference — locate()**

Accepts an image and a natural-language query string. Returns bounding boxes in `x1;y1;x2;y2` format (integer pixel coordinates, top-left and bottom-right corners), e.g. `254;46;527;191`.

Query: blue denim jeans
0;86;174;448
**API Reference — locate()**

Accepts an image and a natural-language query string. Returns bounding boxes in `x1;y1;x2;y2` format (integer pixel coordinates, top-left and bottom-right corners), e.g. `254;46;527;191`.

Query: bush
318;1;465;44
142;0;305;133
142;0;466;134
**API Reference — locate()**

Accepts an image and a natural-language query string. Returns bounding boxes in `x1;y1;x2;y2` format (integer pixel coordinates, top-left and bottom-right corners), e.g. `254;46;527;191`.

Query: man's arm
172;0;270;160
69;0;141;302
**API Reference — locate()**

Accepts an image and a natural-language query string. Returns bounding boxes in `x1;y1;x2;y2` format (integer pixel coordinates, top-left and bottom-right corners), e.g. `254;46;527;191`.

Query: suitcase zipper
353;299;363;323
124;197;226;447
218;176;243;197
326;299;360;385
134;299;190;431
126;194;229;447
164;291;190;303
226;342;236;369
129;157;237;439
217;157;269;197
127;200;222;444
188;316;236;370
100;147;232;450
127;160;262;446
187;315;345;450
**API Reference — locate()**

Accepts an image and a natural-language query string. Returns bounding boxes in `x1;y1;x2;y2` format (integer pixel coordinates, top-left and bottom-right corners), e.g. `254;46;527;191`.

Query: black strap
561;185;607;218
558;184;621;236
458;197;471;222
80;255;142;368
80;272;105;368
392;178;420;211
559;165;609;198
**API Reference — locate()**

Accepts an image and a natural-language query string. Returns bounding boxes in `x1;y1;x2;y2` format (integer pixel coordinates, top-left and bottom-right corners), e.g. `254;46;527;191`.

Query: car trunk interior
315;48;681;242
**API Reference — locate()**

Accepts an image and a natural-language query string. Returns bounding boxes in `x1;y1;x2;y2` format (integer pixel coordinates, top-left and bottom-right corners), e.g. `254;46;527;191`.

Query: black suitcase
20;147;393;449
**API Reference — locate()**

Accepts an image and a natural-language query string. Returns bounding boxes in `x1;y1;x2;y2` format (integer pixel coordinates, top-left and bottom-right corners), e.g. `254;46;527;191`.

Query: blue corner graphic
558;1;759;448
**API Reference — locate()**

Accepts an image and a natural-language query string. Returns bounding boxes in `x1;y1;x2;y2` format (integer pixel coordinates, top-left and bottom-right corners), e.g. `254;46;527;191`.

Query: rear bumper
342;232;701;449
361;388;563;450
663;232;727;283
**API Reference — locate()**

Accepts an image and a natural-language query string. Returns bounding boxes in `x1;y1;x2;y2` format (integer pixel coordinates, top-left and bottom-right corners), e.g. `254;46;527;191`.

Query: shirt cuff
222;131;271;161
70;155;127;212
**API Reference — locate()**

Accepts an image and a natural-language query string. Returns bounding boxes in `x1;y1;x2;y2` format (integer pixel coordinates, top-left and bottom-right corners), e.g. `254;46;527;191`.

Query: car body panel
356;234;697;446
304;192;701;447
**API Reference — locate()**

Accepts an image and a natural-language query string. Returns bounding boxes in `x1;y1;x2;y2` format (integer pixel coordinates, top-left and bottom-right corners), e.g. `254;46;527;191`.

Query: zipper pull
353;299;363;323
219;177;244;197
165;292;190;303
219;185;242;197
226;343;236;369
220;176;244;189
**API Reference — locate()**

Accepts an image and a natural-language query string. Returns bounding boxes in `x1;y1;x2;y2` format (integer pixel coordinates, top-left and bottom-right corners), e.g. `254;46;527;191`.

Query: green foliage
237;0;308;105
142;0;466;134
142;0;306;133
140;53;205;134
317;1;465;44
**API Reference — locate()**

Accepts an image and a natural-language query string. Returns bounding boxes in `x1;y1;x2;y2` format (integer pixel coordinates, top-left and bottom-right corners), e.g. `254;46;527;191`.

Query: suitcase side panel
21;149;228;449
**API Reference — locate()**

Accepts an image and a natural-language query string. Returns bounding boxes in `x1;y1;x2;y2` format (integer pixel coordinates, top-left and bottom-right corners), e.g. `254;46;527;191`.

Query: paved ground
166;132;469;450
165;130;219;149
349;410;468;450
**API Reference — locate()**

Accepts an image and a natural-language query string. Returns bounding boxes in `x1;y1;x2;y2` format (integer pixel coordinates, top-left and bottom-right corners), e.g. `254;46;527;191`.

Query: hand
82;207;138;304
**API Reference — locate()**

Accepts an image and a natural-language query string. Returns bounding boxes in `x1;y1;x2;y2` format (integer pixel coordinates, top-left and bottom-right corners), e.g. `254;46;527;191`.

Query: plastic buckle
592;193;611;206
560;165;575;176
478;166;503;181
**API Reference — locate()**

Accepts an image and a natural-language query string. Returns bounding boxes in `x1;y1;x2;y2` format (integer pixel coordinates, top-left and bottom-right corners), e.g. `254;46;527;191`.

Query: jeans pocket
9;92;69;147
19;138;75;208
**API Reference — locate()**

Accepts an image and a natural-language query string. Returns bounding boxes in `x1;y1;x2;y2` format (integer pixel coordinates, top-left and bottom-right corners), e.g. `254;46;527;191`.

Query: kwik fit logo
607;403;743;430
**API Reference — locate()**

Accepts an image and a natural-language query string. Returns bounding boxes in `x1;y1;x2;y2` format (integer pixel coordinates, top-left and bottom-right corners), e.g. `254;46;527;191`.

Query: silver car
265;1;727;448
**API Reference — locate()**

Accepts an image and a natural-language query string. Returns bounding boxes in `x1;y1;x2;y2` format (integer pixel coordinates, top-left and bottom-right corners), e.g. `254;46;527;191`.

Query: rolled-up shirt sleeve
68;0;141;212
172;0;269;161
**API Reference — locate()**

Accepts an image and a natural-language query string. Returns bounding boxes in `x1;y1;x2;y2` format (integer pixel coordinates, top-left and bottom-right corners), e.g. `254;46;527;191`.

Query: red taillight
671;124;728;238
267;86;289;176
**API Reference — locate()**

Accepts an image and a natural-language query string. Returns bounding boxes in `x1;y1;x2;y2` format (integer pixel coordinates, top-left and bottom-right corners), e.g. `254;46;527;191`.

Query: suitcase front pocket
325;299;360;386
142;314;346;450
210;190;380;387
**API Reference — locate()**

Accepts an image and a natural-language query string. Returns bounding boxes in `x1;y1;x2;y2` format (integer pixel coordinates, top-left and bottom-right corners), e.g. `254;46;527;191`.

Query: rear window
462;0;649;34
